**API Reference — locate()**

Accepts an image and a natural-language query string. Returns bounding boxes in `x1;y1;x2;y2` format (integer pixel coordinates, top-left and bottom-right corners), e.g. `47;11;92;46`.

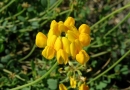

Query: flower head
35;17;91;65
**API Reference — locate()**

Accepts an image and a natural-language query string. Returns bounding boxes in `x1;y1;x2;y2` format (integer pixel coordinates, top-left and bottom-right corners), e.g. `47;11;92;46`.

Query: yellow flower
79;24;90;35
42;46;55;59
35;32;47;48
48;20;60;37
79;83;89;90
54;37;63;51
56;49;68;64
70;39;82;58
66;26;79;42
47;35;57;47
59;83;67;90
50;20;58;28
70;77;76;88
79;33;91;47
64;17;75;27
58;21;68;33
62;37;70;55
76;50;89;64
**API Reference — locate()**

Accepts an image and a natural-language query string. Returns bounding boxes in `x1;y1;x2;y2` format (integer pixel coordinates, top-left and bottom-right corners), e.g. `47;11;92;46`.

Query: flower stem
87;50;130;84
0;0;16;13
10;62;58;90
90;3;130;30
104;12;130;37
18;44;36;62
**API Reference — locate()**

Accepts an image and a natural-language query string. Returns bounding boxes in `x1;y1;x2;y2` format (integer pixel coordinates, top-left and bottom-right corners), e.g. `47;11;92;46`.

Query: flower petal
79;33;91;47
35;32;47;48
42;46;55;59
79;24;90;34
56;49;68;64
79;83;89;90
64;17;75;27
76;50;89;64
59;83;67;90
54;37;63;51
70;77;76;88
62;37;70;55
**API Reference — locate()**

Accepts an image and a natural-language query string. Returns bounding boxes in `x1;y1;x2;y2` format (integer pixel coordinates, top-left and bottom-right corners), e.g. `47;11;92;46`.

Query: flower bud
76;50;89;64
56;49;68;64
70;39;82;58
79;33;91;47
47;35;57;47
64;17;75;27
62;37;70;55
79;24;90;34
42;46;55;59
54;37;63;51
35;32;47;48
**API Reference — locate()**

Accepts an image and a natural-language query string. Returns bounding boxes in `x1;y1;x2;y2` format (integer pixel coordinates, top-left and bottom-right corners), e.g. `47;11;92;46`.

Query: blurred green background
0;0;130;90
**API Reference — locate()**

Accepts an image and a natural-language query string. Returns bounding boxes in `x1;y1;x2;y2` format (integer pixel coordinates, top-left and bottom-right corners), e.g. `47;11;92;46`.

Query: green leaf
120;66;129;75
0;63;4;69
91;60;97;67
47;78;58;89
18;16;25;22
96;82;107;89
114;64;121;73
41;0;47;7
0;43;4;53
27;6;34;12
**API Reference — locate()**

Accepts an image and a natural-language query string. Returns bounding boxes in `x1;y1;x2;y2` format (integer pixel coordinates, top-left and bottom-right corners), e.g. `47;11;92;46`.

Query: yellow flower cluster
35;17;91;65
59;83;89;90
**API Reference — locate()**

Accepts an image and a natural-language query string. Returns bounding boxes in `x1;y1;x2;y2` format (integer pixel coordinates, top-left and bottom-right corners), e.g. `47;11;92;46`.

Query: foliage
0;0;130;90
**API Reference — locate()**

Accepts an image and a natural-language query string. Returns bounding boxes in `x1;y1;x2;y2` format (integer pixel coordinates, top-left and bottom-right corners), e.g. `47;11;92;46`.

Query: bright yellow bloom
62;37;70;54
64;17;75;27
56;49;68;64
35;17;91;65
67;30;79;42
42;46;55;59
79;33;91;47
79;24;90;35
35;32;47;48
58;21;68;33
59;83;67;90
47;35;57;47
50;20;58;28
70;39;82;58
70;77;76;88
54;37;63;51
79;83;89;90
48;20;60;37
76;50;89;64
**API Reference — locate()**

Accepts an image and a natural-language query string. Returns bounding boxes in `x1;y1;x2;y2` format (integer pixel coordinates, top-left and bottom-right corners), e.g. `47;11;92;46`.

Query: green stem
6;8;26;20
87;50;130;84
10;62;58;90
39;0;63;16
104;12;130;37
90;3;130;30
0;0;16;13
18;44;36;62
90;50;110;58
